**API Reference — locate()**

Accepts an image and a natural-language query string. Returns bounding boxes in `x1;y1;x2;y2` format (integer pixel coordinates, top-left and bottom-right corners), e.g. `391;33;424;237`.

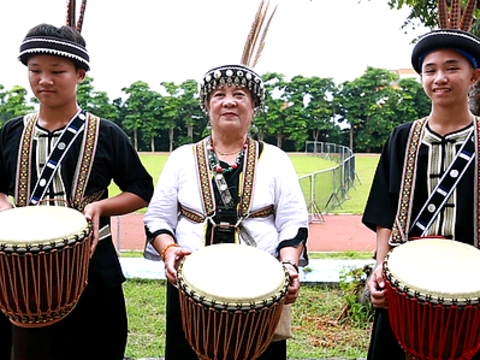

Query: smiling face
207;85;255;138
421;48;480;108
28;54;85;110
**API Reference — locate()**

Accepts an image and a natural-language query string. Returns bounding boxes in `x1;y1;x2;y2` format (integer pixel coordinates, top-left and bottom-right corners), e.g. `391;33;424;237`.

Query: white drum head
387;239;480;300
0;206;89;246
180;244;287;304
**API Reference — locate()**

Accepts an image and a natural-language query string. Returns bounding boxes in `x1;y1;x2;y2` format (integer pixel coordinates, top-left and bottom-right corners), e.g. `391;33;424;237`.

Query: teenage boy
0;24;153;359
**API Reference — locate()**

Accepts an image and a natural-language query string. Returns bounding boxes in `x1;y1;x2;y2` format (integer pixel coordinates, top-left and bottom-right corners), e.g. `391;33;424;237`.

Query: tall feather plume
438;0;450;28
66;0;87;33
66;0;76;28
460;0;478;31
241;0;266;67
252;4;278;68
76;0;87;32
450;0;462;29
241;0;277;68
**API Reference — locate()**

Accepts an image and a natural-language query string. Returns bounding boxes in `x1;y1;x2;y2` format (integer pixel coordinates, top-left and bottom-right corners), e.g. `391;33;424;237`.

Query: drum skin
177;243;290;360
0;206;91;328
384;238;480;360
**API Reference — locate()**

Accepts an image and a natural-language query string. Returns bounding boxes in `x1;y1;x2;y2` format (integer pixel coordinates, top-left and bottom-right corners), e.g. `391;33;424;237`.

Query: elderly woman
144;64;309;360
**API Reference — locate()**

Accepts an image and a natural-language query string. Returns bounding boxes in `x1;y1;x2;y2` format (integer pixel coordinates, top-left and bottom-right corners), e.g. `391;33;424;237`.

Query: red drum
384;238;480;360
177;243;290;360
0;206;91;328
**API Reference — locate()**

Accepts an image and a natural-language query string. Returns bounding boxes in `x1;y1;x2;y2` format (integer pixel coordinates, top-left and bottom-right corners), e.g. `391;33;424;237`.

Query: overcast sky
0;0;429;100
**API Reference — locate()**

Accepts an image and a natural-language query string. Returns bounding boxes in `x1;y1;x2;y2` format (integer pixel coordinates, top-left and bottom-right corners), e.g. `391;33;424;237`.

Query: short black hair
25;24;86;47
20;24;89;71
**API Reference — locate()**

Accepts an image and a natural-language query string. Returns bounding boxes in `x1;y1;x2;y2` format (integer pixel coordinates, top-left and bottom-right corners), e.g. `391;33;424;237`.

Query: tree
177;79;205;146
394;77;431;121
254;72;285;142
78;76;119;122
0;85;34;127
337;67;399;152
160;82;181;152
387;0;480;30
122;81;157;151
304;77;338;144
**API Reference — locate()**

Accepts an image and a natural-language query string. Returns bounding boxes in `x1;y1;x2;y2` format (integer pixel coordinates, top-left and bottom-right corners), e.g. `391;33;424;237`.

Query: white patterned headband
199;64;266;115
19;36;90;71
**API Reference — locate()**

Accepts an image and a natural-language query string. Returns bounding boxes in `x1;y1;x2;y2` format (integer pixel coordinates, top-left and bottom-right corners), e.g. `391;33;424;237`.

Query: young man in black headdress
363;1;480;358
0;23;153;359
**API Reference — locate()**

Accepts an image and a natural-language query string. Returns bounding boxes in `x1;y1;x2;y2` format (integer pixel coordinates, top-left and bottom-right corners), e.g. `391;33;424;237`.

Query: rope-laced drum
0;206;91;328
384;238;480;360
177;243;290;360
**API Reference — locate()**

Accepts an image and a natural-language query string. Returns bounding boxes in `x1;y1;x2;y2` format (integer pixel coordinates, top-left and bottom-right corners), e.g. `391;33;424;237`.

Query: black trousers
368;308;480;360
166;282;287;360
0;284;127;360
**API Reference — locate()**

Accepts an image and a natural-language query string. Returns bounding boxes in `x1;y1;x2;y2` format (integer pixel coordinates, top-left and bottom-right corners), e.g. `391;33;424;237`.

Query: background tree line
0;67;431;153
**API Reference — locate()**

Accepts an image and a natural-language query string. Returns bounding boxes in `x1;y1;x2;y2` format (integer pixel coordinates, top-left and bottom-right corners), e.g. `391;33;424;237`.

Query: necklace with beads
208;142;247;174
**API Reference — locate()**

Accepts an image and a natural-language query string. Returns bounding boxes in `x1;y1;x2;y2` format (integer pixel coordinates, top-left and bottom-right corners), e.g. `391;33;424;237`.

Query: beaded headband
411;0;480;74
199;64;266;115
19;36;90;71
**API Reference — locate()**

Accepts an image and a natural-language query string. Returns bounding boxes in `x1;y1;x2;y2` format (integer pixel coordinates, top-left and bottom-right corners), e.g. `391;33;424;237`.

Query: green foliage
338;265;374;328
0;65;430;153
387;0;480;32
0;85;34;127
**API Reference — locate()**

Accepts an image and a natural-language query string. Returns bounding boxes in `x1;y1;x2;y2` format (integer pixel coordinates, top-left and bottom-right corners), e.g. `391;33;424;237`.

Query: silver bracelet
281;260;299;273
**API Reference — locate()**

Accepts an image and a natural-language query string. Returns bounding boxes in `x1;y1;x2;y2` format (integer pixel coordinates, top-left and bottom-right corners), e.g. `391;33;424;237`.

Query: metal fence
300;142;358;223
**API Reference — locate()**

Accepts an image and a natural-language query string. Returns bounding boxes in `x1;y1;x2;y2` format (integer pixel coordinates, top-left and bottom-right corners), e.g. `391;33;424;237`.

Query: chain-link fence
300;142;359;223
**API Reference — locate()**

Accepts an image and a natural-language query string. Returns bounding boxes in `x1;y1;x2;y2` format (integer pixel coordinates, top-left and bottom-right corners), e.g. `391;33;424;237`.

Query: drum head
180;244;287;304
387;239;480;300
0;206;89;247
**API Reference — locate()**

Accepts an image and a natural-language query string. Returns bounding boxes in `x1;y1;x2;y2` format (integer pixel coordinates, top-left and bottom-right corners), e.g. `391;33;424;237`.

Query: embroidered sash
190;137;273;245
392;117;480;247
15;111;100;210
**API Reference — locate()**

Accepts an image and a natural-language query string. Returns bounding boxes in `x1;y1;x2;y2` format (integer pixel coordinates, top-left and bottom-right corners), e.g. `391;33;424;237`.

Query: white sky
0;0;429;100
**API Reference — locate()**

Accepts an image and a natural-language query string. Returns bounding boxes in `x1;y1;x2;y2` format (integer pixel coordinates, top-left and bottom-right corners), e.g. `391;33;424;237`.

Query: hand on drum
368;264;388;308
164;246;191;285
283;263;300;304
83;203;101;258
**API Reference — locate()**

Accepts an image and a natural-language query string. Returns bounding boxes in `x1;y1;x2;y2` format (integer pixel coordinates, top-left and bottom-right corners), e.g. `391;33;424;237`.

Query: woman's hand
283;263;300;305
368;264;388;308
163;245;191;285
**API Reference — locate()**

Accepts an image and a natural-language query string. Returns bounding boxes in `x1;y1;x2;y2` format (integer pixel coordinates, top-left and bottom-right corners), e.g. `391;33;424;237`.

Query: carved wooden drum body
177;243;290;360
0;206;91;328
384;238;480;360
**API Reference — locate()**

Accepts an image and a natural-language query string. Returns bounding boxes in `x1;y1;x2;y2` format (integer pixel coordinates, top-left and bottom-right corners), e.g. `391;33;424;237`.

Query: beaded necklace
208;143;247;174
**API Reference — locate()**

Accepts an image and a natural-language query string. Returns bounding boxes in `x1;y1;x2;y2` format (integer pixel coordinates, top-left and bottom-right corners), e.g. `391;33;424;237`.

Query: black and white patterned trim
19;36;90;70
199;64;266;115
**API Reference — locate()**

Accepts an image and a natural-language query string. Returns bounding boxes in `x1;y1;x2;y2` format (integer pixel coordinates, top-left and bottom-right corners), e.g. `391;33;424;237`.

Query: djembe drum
0;206;91;328
384;238;480;360
177;243;290;360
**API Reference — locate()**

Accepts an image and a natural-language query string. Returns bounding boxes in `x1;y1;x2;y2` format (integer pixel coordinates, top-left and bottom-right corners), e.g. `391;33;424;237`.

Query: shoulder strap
15;113;38;207
391;118;428;244
411;125;476;236
28;109;87;205
71;112;101;211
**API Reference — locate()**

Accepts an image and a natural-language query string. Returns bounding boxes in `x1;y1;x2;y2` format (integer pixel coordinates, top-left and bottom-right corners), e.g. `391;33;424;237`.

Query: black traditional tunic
362;120;480;359
0;115;153;360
